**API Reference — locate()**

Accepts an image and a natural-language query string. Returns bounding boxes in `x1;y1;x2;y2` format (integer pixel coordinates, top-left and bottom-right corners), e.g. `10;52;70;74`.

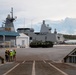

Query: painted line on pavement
43;60;46;63
0;64;4;66
22;60;25;63
0;62;14;67
0;62;13;67
49;63;68;75
3;63;20;75
52;60;62;63
6;62;14;64
32;60;35;75
66;63;76;67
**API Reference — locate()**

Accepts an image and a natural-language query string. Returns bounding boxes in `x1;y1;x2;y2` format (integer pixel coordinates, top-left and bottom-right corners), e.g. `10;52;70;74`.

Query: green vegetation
63;35;76;40
30;41;53;48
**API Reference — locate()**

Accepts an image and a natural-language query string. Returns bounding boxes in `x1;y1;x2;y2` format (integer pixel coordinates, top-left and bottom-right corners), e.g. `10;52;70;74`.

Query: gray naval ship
17;20;65;44
0;8;19;47
1;7;16;31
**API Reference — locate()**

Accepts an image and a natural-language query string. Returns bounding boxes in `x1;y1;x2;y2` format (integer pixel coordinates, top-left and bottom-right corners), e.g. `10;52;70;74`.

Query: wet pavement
7;61;32;75
0;45;76;75
0;60;76;75
0;45;76;61
35;61;63;75
0;62;17;75
51;63;76;75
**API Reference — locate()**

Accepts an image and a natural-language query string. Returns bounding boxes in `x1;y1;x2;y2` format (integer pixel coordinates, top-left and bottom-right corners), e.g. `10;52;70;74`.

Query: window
58;36;60;40
30;37;32;40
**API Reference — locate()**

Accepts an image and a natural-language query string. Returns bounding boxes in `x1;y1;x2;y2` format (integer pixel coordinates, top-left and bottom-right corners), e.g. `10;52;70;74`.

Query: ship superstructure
40;20;51;33
5;8;15;31
0;8;19;47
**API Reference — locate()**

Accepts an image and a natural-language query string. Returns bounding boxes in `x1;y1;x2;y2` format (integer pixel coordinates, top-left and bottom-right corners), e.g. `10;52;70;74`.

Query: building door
11;40;15;47
22;40;25;46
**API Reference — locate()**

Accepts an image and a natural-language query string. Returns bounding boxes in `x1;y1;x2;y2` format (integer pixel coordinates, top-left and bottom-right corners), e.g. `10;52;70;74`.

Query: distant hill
63;34;76;40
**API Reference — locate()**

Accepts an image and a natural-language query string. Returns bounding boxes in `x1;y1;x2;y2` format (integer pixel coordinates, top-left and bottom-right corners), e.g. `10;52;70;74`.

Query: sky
0;0;76;34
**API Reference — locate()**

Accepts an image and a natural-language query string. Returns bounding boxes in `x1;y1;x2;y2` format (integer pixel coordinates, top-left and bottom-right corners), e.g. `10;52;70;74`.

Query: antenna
31;19;32;28
10;7;13;18
31;19;34;28
24;18;25;28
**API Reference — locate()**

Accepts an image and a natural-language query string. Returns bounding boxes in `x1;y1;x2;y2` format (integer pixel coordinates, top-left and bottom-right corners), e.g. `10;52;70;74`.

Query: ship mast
10;7;13;19
5;7;15;31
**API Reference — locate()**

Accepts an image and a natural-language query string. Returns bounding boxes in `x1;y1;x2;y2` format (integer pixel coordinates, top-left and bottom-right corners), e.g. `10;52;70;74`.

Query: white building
16;33;29;48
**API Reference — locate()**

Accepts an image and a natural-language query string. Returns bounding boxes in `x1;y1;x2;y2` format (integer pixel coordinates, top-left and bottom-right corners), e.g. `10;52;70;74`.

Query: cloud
0;0;76;21
32;18;76;35
0;0;76;34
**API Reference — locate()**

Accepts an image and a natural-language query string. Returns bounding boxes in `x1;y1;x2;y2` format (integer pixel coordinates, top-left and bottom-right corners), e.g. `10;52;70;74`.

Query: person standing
7;50;10;62
9;49;13;62
5;49;9;62
13;49;16;61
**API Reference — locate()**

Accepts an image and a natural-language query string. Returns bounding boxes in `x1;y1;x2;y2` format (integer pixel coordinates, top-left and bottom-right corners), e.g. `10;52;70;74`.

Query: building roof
17;33;29;38
17;28;30;30
0;31;19;36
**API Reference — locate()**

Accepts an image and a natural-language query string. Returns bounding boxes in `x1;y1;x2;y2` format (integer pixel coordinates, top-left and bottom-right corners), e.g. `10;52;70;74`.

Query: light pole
31;19;34;28
31;18;36;28
3;35;5;48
